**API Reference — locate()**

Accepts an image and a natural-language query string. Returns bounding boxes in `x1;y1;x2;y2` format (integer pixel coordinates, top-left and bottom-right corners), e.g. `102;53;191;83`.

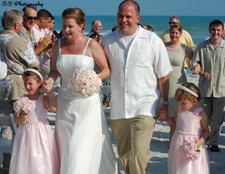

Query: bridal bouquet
180;140;200;161
13;96;32;116
71;68;102;98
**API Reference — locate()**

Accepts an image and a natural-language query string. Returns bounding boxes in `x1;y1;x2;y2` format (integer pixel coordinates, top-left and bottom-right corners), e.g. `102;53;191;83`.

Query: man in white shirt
32;9;52;44
31;9;60;89
103;1;172;174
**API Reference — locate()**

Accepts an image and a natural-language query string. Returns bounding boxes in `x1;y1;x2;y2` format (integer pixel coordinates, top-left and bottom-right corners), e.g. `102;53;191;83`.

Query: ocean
41;15;225;45
1;15;225;45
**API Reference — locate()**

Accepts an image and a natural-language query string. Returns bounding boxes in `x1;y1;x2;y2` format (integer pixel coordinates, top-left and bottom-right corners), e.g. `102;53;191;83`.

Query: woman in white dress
43;8;118;174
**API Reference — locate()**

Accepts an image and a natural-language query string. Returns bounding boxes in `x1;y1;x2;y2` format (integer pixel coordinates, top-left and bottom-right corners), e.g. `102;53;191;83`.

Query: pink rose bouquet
180;140;200;161
13;96;32;116
71;68;102;98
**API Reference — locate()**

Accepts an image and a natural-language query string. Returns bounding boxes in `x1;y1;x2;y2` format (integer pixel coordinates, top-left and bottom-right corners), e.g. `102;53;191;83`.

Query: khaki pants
111;116;156;174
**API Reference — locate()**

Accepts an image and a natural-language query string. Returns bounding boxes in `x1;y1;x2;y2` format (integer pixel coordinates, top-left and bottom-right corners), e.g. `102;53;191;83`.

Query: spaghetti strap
82;38;92;55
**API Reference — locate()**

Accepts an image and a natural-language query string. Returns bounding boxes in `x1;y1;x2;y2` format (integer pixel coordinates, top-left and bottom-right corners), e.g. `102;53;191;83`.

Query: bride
43;7;118;174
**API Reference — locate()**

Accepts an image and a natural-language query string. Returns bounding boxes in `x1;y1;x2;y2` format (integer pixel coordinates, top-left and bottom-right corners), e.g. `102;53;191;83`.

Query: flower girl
166;82;209;174
9;68;59;174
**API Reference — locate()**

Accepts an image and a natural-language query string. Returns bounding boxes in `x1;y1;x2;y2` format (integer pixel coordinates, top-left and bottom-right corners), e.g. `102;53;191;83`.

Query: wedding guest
42;14;60;87
160;16;195;50
192;19;225;152
47;15;59;42
39;12;55;80
43;7;118;173
47;15;55;33
32;8;53;44
165;23;194;137
20;5;53;56
31;9;59;90
0;9;39;114
20;5;37;49
88;20;103;45
103;1;172;173
87;19;103;36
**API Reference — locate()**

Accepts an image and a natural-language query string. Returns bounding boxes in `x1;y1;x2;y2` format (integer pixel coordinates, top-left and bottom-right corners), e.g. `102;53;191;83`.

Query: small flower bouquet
71;68;102;98
13;96;32;116
180;140;200;161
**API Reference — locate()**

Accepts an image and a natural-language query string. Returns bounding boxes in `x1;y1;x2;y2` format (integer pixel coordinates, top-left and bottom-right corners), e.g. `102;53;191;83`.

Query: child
9;68;59;174
167;82;209;174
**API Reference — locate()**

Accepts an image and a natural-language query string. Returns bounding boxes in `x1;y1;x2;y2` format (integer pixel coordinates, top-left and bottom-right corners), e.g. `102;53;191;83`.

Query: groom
103;0;172;174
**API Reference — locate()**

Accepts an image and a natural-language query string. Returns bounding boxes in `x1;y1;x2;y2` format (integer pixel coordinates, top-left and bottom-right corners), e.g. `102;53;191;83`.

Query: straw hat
0;61;7;80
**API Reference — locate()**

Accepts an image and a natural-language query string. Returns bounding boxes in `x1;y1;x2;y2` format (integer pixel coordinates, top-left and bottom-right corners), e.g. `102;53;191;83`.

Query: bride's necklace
66;37;82;51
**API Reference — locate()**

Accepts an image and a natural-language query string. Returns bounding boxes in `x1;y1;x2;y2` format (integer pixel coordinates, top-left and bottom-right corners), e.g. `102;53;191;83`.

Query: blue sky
1;0;225;16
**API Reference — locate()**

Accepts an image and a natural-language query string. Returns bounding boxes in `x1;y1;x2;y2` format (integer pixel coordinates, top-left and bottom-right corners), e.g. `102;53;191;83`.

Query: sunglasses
24;14;38;21
169;22;177;25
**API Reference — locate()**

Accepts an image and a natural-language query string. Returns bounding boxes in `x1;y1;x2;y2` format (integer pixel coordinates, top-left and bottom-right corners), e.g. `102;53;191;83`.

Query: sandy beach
1;74;224;174
0;111;224;174
113;121;225;174
149;121;225;174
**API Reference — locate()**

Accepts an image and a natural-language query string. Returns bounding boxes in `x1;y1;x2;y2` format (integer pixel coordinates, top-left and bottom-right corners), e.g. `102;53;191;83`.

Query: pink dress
168;107;209;174
9;94;59;174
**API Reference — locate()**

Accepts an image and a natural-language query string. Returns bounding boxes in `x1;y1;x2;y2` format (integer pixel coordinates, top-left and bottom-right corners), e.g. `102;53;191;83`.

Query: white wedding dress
56;38;118;174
